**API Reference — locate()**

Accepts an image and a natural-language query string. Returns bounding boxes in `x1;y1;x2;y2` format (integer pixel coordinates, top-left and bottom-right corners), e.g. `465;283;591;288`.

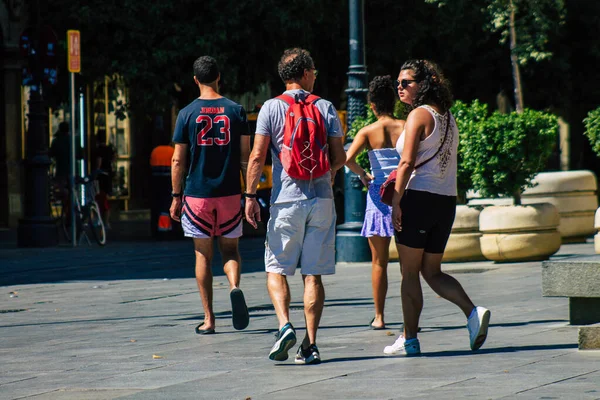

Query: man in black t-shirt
171;56;251;334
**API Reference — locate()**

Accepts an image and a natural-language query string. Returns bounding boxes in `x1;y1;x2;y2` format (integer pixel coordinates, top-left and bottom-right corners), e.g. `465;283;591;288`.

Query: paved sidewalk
1;238;599;399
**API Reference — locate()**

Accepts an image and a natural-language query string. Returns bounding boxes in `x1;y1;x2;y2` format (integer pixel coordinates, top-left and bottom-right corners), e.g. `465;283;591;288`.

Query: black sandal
369;317;386;330
230;288;249;330
195;324;215;335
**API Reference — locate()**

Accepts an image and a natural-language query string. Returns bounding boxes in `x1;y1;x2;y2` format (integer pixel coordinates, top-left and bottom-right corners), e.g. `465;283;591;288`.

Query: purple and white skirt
361;183;394;238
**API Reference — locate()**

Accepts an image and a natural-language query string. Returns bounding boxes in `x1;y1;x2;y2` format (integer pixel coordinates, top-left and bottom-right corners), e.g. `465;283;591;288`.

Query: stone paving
1;237;599;399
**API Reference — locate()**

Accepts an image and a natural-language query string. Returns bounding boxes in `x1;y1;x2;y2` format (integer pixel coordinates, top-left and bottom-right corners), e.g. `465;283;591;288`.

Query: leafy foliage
583;107;600;157
450;100;490;202
346;105;377;172
461;108;558;204
483;0;565;65
426;0;565;66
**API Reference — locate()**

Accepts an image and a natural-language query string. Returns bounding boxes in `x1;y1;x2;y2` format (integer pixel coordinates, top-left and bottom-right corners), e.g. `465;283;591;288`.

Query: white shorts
265;198;336;276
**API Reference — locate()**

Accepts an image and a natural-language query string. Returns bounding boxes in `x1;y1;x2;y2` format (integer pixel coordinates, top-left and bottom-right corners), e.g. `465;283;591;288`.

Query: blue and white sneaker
383;335;421;356
269;323;296;361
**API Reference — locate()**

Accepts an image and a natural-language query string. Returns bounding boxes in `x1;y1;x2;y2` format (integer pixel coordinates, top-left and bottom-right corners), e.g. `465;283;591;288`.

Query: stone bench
542;255;600;350
542;255;600;325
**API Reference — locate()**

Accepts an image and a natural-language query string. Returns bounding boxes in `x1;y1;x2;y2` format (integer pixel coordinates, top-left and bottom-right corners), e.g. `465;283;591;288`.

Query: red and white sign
67;30;81;73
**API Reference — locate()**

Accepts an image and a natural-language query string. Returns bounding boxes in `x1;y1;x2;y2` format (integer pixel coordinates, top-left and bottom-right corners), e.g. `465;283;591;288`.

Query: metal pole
17;20;58;247
80;91;86;205
70;72;77;246
335;0;371;262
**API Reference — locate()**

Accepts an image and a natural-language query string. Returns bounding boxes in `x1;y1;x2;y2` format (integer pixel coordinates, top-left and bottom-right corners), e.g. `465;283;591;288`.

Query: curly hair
368;76;397;116
400;60;453;113
193;56;219;84
278;48;315;83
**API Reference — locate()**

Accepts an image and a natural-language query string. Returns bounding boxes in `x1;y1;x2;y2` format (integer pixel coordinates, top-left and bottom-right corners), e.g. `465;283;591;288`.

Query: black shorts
394;189;456;254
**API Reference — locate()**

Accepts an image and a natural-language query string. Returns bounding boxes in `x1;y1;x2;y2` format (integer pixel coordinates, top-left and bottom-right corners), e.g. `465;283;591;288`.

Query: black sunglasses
395;79;418;89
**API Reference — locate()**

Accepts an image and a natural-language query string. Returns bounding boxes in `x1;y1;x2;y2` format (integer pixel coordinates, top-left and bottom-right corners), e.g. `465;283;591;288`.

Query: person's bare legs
397;244;425;340
267;272;291;330
368;236;391;328
421;252;475;318
193;237;214;330
217;237;241;290
300;275;325;347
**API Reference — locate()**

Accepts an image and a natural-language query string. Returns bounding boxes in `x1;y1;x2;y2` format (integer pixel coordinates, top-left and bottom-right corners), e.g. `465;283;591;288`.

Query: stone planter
389;205;484;262
594;208;600;254
522;171;597;242
479;203;562;262
442;205;485;262
469;170;598;243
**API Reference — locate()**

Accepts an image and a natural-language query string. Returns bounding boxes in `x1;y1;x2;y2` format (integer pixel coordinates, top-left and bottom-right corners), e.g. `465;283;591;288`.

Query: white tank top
395;105;458;196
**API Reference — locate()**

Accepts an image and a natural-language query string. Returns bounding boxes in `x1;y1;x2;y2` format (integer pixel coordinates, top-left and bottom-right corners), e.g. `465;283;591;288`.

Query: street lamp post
17;25;58;247
335;0;370;262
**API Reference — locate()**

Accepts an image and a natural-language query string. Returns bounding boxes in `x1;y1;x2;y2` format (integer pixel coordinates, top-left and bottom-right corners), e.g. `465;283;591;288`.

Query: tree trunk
509;0;524;113
513;189;522;206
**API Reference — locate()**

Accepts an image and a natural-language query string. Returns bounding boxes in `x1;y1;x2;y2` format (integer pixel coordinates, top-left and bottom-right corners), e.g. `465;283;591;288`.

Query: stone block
542;256;600;297
543;255;600;325
578;324;600;350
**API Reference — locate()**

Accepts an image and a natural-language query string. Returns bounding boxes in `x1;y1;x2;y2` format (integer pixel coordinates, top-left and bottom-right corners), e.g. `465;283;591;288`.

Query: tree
41;0;349;114
426;0;565;113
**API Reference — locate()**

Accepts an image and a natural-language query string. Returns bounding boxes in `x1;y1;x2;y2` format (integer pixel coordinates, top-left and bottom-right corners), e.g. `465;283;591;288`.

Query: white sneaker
383;335;421;356
467;306;491;351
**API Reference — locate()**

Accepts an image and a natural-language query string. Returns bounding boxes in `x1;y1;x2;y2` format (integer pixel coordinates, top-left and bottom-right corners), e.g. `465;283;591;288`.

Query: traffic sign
67;30;81;73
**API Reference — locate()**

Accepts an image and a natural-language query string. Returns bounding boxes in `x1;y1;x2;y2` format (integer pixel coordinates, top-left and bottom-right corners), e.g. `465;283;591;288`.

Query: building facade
1;1;27;228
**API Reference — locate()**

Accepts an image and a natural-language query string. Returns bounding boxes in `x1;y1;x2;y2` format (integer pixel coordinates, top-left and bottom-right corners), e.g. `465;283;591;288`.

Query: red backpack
275;93;330;180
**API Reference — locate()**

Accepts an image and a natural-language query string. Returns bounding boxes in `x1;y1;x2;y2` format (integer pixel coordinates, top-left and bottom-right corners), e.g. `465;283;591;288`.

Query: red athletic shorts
181;194;243;238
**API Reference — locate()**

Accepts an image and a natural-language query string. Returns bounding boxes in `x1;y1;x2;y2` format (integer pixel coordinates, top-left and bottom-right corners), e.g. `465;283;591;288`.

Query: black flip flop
195;324;215;335
369;317;386;330
230;288;249;330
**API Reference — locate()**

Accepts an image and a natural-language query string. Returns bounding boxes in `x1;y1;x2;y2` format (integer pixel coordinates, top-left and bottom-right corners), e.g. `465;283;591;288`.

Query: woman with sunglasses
345;76;405;330
384;60;490;356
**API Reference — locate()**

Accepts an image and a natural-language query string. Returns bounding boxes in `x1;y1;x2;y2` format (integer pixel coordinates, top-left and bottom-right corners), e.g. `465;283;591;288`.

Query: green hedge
462;108;558;204
584;107;600;157
451;100;489;202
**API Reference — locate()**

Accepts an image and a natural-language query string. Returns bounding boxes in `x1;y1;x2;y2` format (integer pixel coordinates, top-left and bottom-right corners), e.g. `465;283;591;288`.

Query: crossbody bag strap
414;111;451;169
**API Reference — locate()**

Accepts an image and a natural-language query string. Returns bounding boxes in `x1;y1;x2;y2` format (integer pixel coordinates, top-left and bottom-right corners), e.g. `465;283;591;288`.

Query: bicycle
55;171;107;246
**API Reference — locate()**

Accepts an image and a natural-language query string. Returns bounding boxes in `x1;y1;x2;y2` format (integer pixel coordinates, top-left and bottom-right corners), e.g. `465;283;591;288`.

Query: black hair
368;76;397;116
277;48;315;83
400;60;453;113
193;56;219;84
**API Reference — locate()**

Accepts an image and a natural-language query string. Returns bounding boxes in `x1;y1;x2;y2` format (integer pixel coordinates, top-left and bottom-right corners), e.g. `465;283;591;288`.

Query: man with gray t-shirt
245;48;346;364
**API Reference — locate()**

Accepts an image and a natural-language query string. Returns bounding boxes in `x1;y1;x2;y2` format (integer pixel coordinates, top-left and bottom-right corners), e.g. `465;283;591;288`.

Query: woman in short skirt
345;76;405;330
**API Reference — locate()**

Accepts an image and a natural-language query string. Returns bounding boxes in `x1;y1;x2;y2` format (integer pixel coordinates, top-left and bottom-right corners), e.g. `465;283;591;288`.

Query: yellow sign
67;30;81;73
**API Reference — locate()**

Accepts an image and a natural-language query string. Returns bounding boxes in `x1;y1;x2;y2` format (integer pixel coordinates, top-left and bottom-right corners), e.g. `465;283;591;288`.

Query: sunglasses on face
396;79;418;89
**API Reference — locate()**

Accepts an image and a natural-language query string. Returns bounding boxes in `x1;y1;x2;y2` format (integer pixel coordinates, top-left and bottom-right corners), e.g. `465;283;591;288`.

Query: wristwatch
171;192;182;198
244;193;257;199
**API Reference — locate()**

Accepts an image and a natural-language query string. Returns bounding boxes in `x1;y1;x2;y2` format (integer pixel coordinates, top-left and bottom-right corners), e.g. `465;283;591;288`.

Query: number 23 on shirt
196;114;231;146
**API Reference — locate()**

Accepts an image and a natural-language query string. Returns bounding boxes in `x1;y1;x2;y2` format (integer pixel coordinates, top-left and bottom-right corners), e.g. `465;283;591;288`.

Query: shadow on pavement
0;236;267;286
423;343;577;357
421;319;568;333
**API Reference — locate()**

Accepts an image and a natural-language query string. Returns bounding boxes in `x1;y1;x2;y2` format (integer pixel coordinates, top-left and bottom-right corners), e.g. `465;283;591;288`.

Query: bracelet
171;192;182;198
244;193;257;199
